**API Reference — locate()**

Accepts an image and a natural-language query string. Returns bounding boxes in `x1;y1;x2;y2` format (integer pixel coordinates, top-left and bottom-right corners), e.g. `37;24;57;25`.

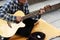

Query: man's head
18;0;27;4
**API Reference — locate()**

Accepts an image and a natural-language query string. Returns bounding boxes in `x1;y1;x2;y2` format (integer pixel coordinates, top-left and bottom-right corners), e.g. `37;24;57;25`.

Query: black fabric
16;18;37;37
0;37;9;40
27;32;46;40
0;6;2;8
4;38;9;40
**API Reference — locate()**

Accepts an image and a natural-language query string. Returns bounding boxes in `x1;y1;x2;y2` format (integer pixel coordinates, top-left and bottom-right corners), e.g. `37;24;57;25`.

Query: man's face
18;0;27;4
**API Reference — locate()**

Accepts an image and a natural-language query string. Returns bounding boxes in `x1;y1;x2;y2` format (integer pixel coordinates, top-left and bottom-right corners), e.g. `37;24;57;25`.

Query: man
0;0;51;40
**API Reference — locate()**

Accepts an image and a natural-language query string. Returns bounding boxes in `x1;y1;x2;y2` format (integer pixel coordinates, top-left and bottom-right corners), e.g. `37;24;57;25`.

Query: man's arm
0;0;21;23
22;2;41;20
0;11;16;22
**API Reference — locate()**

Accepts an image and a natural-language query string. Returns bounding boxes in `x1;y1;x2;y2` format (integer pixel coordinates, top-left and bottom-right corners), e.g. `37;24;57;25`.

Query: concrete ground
0;0;60;40
29;0;60;29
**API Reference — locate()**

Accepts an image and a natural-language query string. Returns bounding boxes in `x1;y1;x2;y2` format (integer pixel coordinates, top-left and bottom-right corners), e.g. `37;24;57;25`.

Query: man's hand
39;8;45;15
44;5;51;11
39;5;51;15
16;16;22;23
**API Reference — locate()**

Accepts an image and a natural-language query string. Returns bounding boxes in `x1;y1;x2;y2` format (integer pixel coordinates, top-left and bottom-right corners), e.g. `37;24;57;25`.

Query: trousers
16;18;37;37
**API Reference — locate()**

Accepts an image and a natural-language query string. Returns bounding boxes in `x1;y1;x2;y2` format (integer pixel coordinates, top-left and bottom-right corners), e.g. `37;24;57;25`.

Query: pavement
0;0;60;40
29;0;60;29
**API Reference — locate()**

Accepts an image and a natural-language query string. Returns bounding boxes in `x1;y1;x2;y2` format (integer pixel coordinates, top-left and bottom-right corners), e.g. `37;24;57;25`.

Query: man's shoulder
6;0;18;4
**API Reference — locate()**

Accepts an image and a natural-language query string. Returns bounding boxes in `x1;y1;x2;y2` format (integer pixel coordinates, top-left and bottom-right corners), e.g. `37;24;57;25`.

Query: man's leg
16;18;37;37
